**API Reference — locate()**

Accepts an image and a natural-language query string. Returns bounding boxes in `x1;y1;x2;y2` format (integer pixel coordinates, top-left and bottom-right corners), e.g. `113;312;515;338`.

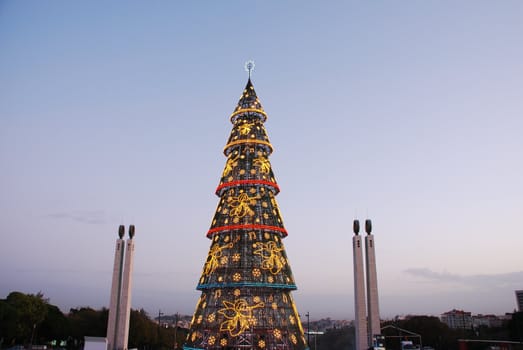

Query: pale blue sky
1;1;522;320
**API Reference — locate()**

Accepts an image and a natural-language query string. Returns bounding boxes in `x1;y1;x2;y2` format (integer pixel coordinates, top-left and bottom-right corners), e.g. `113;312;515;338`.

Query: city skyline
1;1;522;320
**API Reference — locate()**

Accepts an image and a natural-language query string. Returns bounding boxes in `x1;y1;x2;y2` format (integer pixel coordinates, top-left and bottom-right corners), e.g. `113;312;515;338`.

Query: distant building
310;318;351;332
516;290;523;312
155;314;191;329
473;314;503;328
441;309;473;329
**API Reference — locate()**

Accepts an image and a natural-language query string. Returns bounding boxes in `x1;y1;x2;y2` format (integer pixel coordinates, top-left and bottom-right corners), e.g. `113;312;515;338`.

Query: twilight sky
1;1;522;320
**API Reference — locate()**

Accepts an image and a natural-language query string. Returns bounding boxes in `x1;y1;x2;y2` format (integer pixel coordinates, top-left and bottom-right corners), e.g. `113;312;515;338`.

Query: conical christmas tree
183;74;308;350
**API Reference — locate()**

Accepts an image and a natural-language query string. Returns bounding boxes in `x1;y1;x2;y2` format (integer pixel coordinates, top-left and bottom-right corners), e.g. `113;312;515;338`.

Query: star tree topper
244;60;255;78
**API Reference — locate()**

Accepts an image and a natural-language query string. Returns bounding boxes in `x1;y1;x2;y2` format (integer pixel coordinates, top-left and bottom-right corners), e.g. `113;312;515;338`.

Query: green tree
4;291;49;344
68;307;107;339
0;299;20;346
403;316;456;349
128;309;156;349
1;291;193;350
509;312;523;342
315;326;354;350
382;317;460;350
172;324;188;350
39;304;70;344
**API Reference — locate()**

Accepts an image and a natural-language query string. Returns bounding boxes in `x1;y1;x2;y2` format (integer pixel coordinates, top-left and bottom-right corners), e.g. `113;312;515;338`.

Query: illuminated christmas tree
183;66;308;350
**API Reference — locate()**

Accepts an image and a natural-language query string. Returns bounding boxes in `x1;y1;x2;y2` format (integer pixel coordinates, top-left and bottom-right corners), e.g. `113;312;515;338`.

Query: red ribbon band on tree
215;179;280;195
206;224;288;237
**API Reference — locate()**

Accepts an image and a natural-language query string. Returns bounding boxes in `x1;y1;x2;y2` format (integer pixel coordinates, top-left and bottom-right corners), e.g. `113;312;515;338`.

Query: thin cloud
404;268;523;288
48;210;107;225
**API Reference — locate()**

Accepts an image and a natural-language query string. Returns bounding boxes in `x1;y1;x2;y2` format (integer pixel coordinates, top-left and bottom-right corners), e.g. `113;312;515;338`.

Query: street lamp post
174;313;179;349
158;310;164;345
306;312;310;347
158;310;164;326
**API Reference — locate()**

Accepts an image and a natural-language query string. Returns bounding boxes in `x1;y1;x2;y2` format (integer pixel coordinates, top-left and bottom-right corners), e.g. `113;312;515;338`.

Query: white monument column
107;226;126;350
116;225;135;350
365;219;381;346
353;220;368;350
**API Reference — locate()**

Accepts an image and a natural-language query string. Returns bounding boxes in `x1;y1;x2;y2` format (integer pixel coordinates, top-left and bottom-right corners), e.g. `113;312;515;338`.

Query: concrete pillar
116;238;135;350
365;233;381;345
107;238;125;350
106;225;135;350
353;221;368;350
